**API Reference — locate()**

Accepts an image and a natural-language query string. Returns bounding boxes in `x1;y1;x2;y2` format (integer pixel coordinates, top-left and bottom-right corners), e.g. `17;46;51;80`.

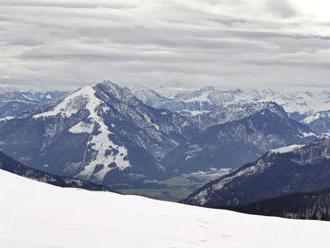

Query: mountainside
2;169;330;248
231;187;330;220
185;138;330;208
188;101;287;130
302;110;330;134
0;81;198;187
133;86;217;115
132;88;169;109
163;105;317;174
0;149;109;191
134;86;330;134
0;88;67;121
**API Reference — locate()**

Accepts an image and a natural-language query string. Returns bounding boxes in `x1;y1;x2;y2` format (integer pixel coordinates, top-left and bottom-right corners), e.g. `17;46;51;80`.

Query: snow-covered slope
1;170;330;248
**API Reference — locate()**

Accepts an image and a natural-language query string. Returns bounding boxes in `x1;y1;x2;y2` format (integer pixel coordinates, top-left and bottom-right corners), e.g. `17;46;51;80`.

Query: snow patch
300;131;317;138
33;87;92;119
0;116;15;122
69;121;94;134
271;144;306;154
303;113;321;124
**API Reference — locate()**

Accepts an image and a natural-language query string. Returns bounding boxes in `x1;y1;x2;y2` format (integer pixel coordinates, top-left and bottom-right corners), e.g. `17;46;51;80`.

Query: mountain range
163;102;317;173
0;81;326;197
0;82;199;187
133;86;330;134
0;81;329;221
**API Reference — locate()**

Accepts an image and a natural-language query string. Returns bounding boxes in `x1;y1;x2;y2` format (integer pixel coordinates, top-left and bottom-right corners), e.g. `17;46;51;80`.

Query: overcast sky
0;0;330;90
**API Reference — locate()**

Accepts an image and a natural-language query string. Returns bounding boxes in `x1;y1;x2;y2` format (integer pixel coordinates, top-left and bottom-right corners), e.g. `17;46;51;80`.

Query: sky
0;0;330;90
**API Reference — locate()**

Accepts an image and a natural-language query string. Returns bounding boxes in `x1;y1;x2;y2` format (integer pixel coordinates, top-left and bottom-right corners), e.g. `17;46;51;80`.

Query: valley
117;169;231;201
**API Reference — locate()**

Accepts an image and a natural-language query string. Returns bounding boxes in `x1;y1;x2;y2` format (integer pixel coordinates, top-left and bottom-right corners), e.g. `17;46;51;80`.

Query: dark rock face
185;139;330;208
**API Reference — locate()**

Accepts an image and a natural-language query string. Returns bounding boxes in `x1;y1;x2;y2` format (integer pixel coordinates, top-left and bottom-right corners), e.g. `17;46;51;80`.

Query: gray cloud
0;0;330;90
266;0;297;18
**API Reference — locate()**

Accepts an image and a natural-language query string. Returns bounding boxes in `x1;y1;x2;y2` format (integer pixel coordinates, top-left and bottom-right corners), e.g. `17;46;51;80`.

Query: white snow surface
33;87;88;119
68;121;94;134
1;170;330;248
303;111;330;124
0;116;15;122
271;144;306;154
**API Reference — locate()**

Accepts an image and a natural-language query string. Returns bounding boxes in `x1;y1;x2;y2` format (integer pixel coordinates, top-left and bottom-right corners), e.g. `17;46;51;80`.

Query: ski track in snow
1;170;330;248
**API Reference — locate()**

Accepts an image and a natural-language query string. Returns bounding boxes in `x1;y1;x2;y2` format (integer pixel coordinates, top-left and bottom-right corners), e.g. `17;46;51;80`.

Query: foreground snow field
1;171;330;248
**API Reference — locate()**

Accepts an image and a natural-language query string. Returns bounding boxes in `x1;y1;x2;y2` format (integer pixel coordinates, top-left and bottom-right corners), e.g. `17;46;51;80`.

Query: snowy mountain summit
33;82;132;178
0;81;197;187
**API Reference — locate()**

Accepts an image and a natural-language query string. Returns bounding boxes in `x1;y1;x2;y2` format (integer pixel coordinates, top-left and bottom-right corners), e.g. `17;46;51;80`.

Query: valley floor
117;169;231;202
1;170;330;248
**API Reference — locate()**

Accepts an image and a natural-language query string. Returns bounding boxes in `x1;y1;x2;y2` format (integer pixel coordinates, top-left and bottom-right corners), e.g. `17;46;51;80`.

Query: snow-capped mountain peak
34;83;131;180
0;81;198;186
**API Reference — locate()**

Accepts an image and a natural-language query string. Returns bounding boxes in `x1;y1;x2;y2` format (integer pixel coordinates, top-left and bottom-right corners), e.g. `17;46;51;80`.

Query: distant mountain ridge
133;86;330;134
187;101;289;130
0;87;67;121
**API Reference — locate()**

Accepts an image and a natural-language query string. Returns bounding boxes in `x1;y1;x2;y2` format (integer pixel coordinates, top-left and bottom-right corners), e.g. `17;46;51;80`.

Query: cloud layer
0;0;330;90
